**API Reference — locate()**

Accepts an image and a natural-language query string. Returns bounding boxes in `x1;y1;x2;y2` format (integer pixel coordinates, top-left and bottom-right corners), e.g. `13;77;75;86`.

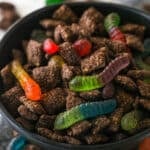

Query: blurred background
0;0;149;16
0;0;149;150
0;0;149;39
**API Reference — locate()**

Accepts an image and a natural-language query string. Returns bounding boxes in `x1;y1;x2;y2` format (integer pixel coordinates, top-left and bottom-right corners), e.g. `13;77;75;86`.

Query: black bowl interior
0;2;150;150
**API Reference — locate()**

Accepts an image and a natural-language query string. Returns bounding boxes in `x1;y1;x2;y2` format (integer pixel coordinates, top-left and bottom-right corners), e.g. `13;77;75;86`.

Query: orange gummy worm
11;60;42;101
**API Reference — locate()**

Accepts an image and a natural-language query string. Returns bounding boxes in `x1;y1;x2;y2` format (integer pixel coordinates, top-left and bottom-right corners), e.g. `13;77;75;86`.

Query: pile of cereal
0;5;149;145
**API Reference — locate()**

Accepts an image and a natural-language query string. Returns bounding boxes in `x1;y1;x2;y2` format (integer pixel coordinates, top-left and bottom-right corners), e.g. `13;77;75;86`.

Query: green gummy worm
54;100;117;130
104;12;120;32
69;75;104;92
121;110;143;132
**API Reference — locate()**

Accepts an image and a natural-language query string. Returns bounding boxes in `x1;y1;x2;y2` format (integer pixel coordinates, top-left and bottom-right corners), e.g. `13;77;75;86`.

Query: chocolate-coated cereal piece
0;64;15;90
18;105;38;121
52;5;78;24
67;120;92;136
54;25;75;43
81;47;107;74
54;25;62;43
91;37;127;54
59;42;80;65
137;80;150;98
79;90;101;101
108;108;124;132
66;91;85;110
138;119;150;130
71;23;90;38
25;40;45;67
92;116;110;134
38;128;81;145
90;37;108;49
134;98;150;111
85;134;108;144
37;128;65;142
120;23;145;39
125;34;144;52
40;19;65;29
36;115;56;129
1;86;23;117
23;64;34;74
107;40;127;54
115;75;137;91
116;89;134;112
64;136;82;145
19;96;46;115
32;65;60;91
16;117;34;131
59;25;74;42
79;7;104;34
42;88;66;115
139;99;150;111
61;64;72;81
127;70;150;79
61;64;81;81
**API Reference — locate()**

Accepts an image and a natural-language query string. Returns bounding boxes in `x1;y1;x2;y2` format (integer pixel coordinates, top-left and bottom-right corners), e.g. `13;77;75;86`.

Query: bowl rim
0;2;150;149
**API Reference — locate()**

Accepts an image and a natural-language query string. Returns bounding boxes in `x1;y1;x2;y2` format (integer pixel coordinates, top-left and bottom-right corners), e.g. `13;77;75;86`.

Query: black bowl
0;2;150;150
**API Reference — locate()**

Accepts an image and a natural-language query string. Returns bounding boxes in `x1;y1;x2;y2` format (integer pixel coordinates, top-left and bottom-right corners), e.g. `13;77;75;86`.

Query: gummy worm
69;53;130;92
11;60;42;101
54;99;117;130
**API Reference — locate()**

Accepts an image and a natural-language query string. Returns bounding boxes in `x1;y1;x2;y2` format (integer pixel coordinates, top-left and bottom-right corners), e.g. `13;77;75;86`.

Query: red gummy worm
109;27;132;56
109;27;126;43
